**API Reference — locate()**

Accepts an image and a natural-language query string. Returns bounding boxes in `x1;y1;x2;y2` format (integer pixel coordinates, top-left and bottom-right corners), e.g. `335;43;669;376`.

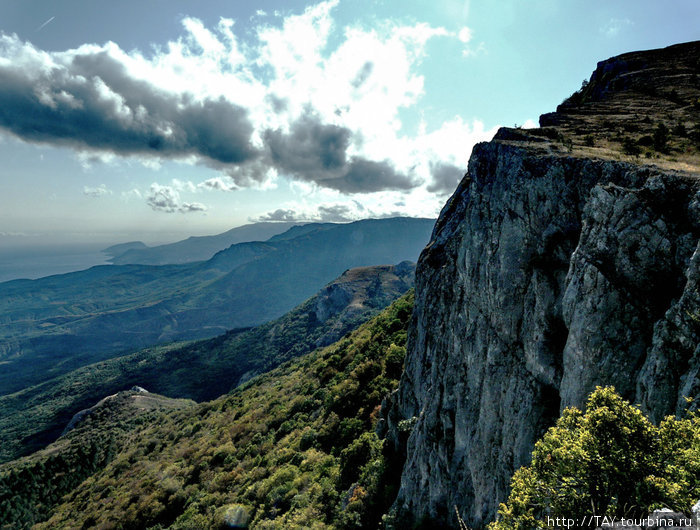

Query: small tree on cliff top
490;387;700;530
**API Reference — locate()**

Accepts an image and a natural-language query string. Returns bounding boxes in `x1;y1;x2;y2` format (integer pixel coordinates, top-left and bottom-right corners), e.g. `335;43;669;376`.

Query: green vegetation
0;391;194;529
25;293;413;529
0;263;413;464
491;387;700;530
622;136;641;156
653;122;670;153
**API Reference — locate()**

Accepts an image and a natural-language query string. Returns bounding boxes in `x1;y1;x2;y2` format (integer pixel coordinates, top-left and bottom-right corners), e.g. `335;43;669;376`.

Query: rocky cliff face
384;41;700;528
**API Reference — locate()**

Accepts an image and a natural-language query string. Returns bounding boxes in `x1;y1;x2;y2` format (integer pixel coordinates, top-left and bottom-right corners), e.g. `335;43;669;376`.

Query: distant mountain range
103;222;304;265
0;218;433;397
0;262;414;464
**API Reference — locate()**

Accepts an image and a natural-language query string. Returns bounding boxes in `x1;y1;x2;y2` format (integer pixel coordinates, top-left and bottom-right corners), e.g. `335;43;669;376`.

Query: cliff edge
384;41;700;528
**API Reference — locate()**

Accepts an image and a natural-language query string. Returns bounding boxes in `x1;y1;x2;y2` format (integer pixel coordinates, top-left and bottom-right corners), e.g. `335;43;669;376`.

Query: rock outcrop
384;41;700;528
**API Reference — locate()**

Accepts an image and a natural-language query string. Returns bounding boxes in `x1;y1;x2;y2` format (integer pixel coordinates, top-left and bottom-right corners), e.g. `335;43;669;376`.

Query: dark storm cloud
427;161;464;194
264;114;417;193
0;35;420;195
0;36;257;168
265;115;350;179
333;158;416;193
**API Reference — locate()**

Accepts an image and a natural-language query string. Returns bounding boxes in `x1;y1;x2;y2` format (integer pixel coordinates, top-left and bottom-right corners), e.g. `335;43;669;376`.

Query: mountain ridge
0;262;415;464
104;222;303;265
0;217;433;396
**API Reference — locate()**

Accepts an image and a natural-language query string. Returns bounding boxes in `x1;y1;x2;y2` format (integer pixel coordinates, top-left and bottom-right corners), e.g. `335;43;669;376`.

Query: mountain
101;240;148;258
4;42;698;530
0;388;194;529
0;293;413;529
382;41;700;528
0;217;433;396
0;262;414;464
105;222;301;265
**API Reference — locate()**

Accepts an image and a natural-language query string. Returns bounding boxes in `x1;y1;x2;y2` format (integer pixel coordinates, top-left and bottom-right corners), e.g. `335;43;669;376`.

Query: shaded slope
0;217;433;396
13;293;414;529
0;262;414;464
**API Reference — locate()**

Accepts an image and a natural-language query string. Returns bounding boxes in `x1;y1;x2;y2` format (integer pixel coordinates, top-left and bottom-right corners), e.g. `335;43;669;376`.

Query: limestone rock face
385;140;700;527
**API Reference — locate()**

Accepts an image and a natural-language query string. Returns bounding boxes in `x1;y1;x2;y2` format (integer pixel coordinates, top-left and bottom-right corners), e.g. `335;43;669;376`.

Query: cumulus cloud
146;183;207;213
0;36;259;169
199;176;238;192
264;113;416;193
83;184;112;197
253;198;415;224
254;202;358;223
0;0;492;208
427;162;464;194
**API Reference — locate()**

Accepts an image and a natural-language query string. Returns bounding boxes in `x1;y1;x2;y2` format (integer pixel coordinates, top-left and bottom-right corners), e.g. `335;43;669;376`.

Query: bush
622;137;641;156
653;123;670;152
491;387;700;530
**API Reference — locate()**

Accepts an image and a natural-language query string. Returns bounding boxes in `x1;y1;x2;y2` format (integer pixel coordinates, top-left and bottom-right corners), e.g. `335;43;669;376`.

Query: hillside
105;222;301;265
0;217;433;396
383;41;700;528
0;388;194;529
1;293;414;529
0;262;414;464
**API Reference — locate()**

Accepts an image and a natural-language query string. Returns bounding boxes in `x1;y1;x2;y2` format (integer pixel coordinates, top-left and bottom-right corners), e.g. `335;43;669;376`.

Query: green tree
491;387;700;530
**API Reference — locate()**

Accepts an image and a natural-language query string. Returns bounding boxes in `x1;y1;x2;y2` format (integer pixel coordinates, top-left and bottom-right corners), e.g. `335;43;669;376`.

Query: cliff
384;41;700;528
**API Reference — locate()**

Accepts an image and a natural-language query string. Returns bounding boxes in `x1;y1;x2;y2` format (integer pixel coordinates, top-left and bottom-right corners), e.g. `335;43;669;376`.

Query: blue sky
0;0;697;246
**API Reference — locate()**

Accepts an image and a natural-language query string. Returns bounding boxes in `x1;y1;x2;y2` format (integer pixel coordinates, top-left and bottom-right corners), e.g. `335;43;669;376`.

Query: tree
490;387;700;530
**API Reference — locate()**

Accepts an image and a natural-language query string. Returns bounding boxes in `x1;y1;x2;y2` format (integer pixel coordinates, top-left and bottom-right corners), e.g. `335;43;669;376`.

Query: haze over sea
0;244;111;283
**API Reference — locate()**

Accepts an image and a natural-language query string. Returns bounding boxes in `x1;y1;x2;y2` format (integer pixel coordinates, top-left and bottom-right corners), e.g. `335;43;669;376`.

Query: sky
0;0;697;247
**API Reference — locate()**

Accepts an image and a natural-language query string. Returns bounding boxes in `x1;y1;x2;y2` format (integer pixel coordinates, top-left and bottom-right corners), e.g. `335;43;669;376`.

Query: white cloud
121;188;142;200
146;183;207;213
601;18;633;37
458;27;472;43
199;176;238;192
83;184;112;197
0;0;491;217
462;41;487;58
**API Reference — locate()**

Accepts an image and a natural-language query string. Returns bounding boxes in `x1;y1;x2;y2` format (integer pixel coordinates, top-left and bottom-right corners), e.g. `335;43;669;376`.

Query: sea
0;244;112;283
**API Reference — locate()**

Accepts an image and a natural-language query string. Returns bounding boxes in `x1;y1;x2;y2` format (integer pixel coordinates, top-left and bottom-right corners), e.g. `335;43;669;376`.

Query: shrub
622;137;641;156
490;387;700;530
653;123;670;152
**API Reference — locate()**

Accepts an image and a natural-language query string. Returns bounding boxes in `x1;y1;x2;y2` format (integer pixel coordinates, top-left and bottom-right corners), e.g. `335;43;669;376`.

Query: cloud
253;199;413;224
255;208;304;222
0;1;486;202
458;27;472;43
253;202;358;223
199;176;238;192
121;188;142;200
427;162;464;194
351;61;374;89
265;113;416;193
0;34;258;170
146;183;207;213
317;204;354;222
83;184;112;197
601;18;633;37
